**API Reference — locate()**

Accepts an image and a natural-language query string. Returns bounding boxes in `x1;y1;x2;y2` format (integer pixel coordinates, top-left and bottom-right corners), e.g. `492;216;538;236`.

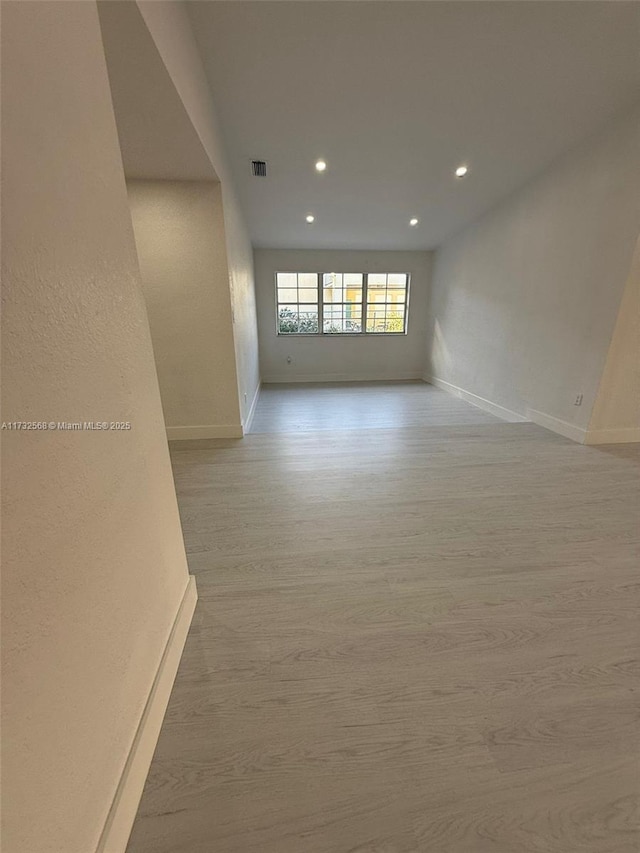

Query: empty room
2;2;639;852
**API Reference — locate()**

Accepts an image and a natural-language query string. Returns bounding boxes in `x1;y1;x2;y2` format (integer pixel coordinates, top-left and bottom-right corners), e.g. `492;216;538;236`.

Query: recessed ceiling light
315;160;327;172
455;165;469;178
409;217;419;227
305;214;315;224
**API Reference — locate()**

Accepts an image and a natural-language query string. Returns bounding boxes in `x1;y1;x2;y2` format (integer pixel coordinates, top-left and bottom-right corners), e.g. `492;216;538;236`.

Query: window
366;273;408;333
323;273;363;333
276;272;319;334
276;272;409;335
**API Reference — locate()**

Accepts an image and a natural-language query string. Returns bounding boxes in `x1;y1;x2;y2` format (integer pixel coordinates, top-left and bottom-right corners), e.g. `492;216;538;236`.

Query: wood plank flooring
250;381;503;433
126;386;640;853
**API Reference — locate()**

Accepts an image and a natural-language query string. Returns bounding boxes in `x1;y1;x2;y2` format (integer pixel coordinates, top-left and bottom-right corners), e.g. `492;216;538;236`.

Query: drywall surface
587;236;640;441
127;180;242;437
254;250;432;382
1;4;191;852
426;107;640;431
97;0;216;182
136;0;260;427
227;209;262;424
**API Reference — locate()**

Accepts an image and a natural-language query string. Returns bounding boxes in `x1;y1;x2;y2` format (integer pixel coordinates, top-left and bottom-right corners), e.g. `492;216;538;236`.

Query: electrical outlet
574;394;583;406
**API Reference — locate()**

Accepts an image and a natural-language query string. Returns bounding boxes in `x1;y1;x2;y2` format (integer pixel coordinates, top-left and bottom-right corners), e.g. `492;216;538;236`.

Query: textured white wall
254;249;432;382
1;4;191;851
426;107;640;431
137;0;261;426
588;237;640;440
127;180;242;437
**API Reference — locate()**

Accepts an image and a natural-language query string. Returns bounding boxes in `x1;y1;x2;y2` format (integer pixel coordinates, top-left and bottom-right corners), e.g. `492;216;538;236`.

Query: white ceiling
187;1;640;250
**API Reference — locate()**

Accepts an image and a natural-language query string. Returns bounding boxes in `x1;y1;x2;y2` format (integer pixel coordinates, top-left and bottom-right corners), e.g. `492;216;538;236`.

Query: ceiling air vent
251;160;267;177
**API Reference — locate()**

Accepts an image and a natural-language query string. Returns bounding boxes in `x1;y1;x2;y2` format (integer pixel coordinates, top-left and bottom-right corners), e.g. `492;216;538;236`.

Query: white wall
587;236;640;443
136;1;261;427
2;4;193;852
254;249;432;382
426;106;640;436
127;180;242;439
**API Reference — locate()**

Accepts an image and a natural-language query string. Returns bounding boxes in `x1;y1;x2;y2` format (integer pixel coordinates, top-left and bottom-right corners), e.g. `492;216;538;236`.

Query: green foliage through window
278;307;318;334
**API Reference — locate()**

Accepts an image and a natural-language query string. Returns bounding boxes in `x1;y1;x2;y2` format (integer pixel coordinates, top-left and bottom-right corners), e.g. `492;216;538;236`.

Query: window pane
322;273;339;288
326;288;343;303
385;312;405;332
368;273;386;287
298;310;319;333
298;273;317;288
345;318;362;333
367;306;386;320
387;273;407;287
278;308;298;333
344;288;362;303
277;287;297;303
298;288;317;304
344;273;363;287
276;272;297;288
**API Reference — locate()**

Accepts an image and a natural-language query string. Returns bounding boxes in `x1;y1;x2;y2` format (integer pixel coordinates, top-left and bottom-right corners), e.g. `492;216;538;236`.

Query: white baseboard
424;375;528;423
584;426;640;445
166;424;243;440
527;409;587;444
243;382;261;433
96;575;198;853
262;372;423;384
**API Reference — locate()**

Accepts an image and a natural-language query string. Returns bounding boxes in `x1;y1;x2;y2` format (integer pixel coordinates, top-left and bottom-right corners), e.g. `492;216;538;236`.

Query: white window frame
275;272;410;336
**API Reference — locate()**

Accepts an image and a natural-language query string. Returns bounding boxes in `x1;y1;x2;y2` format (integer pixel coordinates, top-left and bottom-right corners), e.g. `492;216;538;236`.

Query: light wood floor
127;388;640;853
250;381;503;433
